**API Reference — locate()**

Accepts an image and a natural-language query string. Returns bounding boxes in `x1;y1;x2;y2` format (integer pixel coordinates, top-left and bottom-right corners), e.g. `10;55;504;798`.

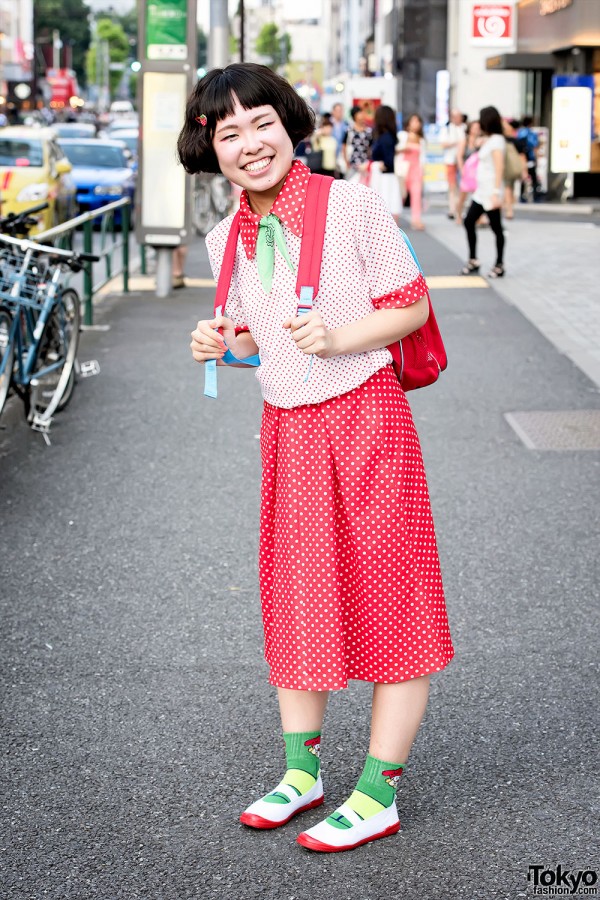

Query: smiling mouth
243;157;272;173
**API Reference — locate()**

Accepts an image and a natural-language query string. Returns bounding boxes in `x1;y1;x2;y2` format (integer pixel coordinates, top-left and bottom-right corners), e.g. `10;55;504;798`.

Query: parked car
58;138;136;225
0;126;76;233
106;127;138;168
100;117;139;140
52;122;97;140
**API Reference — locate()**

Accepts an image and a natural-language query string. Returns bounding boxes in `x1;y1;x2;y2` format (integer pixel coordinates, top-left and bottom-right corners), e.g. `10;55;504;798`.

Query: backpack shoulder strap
213;210;241;316
295;174;334;310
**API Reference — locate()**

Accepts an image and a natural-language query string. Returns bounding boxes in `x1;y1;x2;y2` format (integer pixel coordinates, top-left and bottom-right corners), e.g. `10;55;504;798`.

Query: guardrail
34;198;131;326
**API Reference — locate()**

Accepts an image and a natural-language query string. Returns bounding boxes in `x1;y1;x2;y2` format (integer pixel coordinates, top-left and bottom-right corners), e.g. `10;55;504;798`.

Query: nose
242;129;264;156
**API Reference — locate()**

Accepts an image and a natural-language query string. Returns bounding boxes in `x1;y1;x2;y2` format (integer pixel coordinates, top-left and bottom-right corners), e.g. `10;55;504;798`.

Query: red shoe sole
240;795;324;830
296;820;400;852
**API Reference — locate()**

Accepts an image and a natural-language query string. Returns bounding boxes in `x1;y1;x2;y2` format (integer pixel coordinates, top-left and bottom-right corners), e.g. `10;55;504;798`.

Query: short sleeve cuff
234;326;250;336
372;273;428;309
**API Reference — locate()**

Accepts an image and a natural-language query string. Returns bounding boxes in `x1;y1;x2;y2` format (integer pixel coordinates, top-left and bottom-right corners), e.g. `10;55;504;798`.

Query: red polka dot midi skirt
259;365;454;691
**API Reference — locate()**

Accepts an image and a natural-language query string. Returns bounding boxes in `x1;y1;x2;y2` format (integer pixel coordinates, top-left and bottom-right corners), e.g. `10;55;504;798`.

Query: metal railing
34;198;131;326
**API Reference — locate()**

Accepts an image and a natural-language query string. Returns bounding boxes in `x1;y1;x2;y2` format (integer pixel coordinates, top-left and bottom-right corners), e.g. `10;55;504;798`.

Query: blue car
57;138;136;225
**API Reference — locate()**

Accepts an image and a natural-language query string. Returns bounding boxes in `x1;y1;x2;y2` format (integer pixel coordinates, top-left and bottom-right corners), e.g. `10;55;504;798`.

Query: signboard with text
551;86;593;173
471;3;515;46
146;0;188;61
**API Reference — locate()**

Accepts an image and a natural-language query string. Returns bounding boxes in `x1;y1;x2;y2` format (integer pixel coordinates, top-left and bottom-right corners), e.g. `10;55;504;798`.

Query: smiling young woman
177;63;454;854
211;103;295;215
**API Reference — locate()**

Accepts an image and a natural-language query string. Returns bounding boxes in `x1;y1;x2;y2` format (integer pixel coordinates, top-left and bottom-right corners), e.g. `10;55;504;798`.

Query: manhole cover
505;410;600;450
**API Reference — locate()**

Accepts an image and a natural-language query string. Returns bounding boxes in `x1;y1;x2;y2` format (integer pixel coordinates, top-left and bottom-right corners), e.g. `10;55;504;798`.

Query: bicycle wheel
27;288;81;422
211;175;231;214
192;180;219;236
0;305;15;417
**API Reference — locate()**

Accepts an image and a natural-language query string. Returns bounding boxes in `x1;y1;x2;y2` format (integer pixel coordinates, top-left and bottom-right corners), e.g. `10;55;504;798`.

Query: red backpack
207;173;446;395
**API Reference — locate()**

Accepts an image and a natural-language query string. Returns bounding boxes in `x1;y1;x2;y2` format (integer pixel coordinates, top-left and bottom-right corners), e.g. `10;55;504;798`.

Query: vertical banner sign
551;86;593;173
435;70;450;127
471;3;515;46
137;0;196;251
146;0;188;61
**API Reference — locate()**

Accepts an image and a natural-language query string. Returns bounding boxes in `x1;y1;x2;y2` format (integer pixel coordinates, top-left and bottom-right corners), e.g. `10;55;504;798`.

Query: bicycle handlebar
0;231;100;265
0;202;50;226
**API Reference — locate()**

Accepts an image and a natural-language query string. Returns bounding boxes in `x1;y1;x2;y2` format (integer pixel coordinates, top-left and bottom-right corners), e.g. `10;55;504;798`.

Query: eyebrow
214;111;272;135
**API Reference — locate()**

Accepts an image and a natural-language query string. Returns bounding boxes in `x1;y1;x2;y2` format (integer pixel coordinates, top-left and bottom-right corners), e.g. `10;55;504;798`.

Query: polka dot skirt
259;365;455;691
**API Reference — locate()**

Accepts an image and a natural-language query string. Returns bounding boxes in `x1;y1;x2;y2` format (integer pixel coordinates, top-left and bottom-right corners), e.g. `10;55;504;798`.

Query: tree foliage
255;23;292;71
85;18;130;97
33;0;91;86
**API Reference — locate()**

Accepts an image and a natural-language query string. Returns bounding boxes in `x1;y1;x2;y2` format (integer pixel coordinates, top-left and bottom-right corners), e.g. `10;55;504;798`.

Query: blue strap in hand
204;305;260;399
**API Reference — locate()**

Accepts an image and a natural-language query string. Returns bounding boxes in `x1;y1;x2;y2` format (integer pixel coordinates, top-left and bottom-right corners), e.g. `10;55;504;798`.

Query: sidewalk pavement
106;202;600;391
421;204;600;389
1;210;598;899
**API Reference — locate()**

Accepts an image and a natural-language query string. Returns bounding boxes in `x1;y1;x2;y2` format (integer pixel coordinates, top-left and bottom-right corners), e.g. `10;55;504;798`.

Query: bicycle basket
0;248;52;310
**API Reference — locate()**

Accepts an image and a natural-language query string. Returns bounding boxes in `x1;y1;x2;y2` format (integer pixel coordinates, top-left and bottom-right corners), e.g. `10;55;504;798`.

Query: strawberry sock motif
263;731;321;805
326;754;404;828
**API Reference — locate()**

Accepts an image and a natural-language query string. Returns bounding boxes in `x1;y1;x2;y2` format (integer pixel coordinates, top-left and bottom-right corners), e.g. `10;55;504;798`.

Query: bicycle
191;172;232;236
0;201;51;239
0;228;99;441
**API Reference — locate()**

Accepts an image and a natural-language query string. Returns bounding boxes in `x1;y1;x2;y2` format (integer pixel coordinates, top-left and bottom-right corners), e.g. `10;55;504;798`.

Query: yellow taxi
0;126;77;233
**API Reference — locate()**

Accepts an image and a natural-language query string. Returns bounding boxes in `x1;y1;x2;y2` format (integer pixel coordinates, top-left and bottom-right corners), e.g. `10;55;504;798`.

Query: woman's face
407;116;421;133
212;94;294;211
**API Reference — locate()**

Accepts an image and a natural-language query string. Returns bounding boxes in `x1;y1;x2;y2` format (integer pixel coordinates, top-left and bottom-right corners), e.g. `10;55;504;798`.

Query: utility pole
240;0;245;63
52;29;62;69
209;0;229;69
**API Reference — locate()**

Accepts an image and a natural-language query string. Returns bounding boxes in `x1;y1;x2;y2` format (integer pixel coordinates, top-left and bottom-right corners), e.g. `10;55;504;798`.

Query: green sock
263;731;321;805
326;754;405;828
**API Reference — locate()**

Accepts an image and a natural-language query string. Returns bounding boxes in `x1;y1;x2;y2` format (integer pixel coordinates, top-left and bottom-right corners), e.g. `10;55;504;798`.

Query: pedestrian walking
516;115;540;203
396;114;426;230
172;244;188;290
343;105;373;183
330;102;348;149
440;108;465;220
311;116;338;178
369;104;402;223
502;119;526;220
178;63;454;854
455;119;481;224
461;105;506;279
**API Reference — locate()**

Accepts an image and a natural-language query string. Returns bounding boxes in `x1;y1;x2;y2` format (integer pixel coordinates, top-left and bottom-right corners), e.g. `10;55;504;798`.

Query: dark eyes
220;121;274;142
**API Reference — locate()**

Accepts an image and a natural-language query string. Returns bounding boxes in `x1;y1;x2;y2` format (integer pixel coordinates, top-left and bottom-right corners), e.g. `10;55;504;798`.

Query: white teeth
245;158;271;172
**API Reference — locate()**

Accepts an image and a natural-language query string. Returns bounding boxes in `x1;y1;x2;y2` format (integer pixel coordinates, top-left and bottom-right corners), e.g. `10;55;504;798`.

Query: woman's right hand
190;314;235;363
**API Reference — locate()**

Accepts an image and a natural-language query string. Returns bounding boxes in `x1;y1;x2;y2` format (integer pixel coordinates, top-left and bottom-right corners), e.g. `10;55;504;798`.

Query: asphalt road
0;225;598;899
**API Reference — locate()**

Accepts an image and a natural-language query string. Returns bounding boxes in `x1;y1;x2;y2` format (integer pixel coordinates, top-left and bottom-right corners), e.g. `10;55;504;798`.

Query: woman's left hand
282;309;336;359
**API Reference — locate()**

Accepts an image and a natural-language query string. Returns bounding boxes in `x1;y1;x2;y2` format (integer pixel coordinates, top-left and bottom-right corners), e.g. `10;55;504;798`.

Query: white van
110;100;135;118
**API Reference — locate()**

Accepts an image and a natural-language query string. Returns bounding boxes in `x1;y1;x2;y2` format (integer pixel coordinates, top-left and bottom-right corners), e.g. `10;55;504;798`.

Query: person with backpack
178;63;454;854
516;116;540;202
502;119;526;220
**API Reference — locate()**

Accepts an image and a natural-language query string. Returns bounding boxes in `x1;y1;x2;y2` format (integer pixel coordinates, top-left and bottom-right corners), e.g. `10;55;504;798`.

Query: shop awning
486;53;556;71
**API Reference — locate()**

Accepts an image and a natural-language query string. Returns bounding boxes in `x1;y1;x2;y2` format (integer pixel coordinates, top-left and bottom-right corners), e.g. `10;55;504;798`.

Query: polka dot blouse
206;161;428;409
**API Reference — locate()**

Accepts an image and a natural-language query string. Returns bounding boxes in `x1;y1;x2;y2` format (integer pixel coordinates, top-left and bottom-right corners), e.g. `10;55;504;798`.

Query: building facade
486;0;600;196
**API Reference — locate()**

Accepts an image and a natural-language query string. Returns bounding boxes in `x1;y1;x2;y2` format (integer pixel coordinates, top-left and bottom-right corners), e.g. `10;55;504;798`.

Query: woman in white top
460;106;506;279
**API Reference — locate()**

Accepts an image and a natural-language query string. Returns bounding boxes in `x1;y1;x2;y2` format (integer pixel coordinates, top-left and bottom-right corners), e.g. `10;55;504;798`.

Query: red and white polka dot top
206;161;427;409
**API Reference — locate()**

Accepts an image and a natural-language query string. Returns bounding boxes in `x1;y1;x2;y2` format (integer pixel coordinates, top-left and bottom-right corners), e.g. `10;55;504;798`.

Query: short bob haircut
373;105;397;141
177;63;316;175
479;106;503;136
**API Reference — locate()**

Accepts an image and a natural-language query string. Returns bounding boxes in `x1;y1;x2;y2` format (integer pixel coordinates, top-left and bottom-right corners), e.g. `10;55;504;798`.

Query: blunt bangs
177;63;316;175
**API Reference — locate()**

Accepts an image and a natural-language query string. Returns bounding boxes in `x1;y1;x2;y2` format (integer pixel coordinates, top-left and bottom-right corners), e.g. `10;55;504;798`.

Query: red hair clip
195;114;207;126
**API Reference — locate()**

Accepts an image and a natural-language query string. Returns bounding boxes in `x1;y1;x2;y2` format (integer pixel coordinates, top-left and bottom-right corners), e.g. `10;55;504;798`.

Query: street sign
146;0;188;61
137;0;197;266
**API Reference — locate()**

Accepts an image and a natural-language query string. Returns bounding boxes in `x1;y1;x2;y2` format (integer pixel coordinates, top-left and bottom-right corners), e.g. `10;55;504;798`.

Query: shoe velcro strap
270;782;303;803
334;803;365;828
